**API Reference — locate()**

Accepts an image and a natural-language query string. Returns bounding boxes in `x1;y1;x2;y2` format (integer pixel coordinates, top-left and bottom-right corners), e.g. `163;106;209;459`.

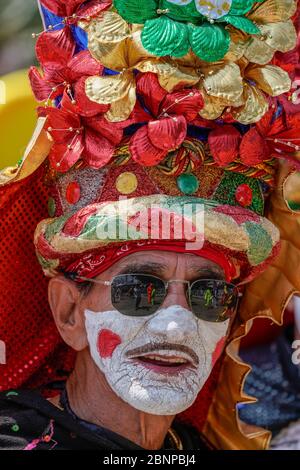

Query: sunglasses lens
111;274;166;316
190;280;238;322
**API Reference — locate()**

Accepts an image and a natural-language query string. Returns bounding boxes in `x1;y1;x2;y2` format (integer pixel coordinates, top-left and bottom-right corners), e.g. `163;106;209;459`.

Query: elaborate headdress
1;0;300;449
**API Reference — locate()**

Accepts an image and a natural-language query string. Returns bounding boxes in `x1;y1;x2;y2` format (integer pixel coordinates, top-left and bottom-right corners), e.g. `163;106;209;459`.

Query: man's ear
48;276;88;351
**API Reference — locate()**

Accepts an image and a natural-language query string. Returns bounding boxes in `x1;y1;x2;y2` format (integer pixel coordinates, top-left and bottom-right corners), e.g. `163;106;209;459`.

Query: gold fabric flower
80;12;199;121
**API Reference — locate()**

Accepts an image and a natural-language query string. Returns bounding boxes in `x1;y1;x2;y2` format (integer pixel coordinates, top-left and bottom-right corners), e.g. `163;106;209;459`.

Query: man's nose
162;281;190;310
146;283;197;341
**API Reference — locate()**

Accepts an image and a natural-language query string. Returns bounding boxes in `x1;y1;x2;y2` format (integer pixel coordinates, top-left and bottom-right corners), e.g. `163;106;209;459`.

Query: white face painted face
85;305;229;415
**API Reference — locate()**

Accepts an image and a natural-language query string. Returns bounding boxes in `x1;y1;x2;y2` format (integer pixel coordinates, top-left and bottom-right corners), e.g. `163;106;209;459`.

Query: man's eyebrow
188;265;224;279
117;262;167;275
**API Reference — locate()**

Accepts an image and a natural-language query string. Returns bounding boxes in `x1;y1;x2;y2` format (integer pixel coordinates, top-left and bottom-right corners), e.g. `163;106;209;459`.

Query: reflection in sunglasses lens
111;274;166;316
190;280;237;322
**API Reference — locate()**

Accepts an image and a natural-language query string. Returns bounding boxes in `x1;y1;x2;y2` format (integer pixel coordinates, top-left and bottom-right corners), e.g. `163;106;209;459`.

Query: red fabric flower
36;1;111;70
40;0;112;21
29;31;103;103
240;101;300;170
130;73;204;166
41;95;123;172
208;126;241;167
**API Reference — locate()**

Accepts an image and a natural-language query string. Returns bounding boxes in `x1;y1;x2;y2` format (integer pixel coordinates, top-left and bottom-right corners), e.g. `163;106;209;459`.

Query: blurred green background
0;0;41;169
0;0;40;75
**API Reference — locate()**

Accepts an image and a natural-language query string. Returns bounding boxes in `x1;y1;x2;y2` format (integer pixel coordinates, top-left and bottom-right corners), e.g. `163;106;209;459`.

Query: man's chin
110;381;200;416
124;394;198;416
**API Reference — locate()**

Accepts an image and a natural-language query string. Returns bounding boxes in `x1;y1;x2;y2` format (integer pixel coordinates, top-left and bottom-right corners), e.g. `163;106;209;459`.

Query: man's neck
62;350;175;450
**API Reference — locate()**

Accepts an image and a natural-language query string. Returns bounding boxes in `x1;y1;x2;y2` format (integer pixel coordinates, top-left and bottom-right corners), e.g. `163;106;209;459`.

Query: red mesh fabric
0;164;75;393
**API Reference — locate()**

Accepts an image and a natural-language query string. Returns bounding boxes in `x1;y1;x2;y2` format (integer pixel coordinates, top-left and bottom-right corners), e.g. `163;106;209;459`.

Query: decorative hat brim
34;194;280;281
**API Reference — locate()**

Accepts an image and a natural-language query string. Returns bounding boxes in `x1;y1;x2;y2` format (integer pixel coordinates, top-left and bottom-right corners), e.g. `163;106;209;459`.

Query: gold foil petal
173;51;205;69
88;38;128;70
244;37;275;65
199;90;228;120
203;62;244;103
157;64;199;92
225;28;248;62
86;11;131;43
246;65;291;97
232;84;268;124
85;71;134;105
105;84;137;122
258;21;297;53
248;0;297;23
126;31;155;66
84;27;148;71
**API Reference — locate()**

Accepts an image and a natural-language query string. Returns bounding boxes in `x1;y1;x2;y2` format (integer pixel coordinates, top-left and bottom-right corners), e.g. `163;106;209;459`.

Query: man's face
82;251;232;415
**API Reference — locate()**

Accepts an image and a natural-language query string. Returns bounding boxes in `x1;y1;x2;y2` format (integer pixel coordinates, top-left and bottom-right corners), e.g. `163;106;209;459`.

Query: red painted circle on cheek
211;336;226;368
97;329;122;359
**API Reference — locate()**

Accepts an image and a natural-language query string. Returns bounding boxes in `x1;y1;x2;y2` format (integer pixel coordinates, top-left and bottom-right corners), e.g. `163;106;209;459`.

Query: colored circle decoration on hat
177;173;199;195
116;172;138;194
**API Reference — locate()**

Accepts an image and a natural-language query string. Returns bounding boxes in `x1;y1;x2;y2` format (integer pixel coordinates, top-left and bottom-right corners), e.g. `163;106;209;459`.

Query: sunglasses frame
75;273;242;322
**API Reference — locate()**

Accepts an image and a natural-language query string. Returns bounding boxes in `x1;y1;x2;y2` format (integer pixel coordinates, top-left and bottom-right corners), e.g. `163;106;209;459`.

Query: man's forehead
105;251;224;276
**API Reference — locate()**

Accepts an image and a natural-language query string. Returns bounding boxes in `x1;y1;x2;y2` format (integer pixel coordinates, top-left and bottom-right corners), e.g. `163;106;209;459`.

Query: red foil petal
49;137;84;173
256;100;277;135
130;126;166;166
46;107;81;143
128;102;152;125
269;128;300;154
36;27;75;68
280;95;300;126
136;73;168;117
65;0;87;16
73;77;110;117
28;67;54;102
68;50;104;82
87;116;123;145
208;125;240;167
79;0;112;19
240;128;269;166
147;116;187;151
40;0;66;16
161;89;204;121
83;128;116;168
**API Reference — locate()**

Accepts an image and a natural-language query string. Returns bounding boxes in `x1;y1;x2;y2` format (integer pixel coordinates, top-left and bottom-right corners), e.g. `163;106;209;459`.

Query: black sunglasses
75;273;242;323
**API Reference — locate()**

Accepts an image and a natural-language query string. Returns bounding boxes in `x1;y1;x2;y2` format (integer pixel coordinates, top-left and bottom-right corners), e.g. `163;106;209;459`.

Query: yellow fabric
0;69;37;170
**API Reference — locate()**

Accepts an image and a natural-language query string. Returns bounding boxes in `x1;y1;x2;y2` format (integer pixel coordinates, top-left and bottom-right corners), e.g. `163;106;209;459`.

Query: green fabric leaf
190;23;230;62
223;15;260;34
113;0;157;24
141;16;189;57
230;0;256;16
170;32;190;57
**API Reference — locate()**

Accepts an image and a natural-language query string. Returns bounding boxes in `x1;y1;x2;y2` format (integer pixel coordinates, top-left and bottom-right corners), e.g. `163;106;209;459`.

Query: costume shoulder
0;390;123;450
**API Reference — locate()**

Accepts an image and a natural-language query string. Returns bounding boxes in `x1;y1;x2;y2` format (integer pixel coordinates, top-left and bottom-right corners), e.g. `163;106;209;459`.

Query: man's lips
125;342;199;373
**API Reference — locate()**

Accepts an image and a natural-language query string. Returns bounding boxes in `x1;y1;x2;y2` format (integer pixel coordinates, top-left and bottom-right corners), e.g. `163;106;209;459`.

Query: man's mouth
133;354;193;374
126;343;198;375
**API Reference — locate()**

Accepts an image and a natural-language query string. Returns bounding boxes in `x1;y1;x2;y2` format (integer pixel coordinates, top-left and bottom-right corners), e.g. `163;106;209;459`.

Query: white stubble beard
85;305;229;415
